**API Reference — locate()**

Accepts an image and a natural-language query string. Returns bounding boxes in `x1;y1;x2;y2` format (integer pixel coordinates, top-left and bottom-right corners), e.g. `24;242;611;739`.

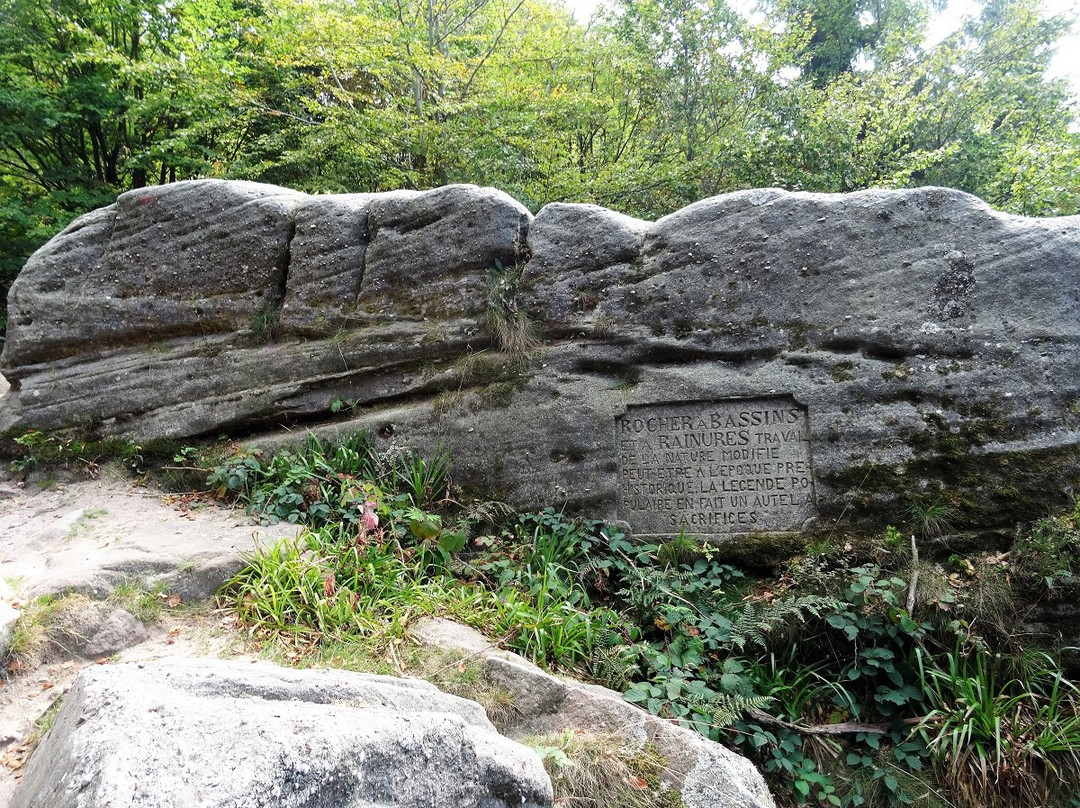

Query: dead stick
906;534;920;614
746;708;928;737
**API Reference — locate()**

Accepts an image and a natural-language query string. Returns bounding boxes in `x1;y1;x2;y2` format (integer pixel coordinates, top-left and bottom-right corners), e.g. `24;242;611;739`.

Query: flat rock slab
0;471;296;602
12;659;552;808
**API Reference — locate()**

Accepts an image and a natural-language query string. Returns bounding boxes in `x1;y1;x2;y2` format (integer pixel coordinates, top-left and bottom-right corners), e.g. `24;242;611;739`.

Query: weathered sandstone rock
411;617;776;808
3;181;1079;537
0;473;298;603
12;659;552;808
3;180;303;366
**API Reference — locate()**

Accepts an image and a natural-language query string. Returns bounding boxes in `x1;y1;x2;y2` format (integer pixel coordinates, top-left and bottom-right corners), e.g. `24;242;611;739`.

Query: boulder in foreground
12;659;552;808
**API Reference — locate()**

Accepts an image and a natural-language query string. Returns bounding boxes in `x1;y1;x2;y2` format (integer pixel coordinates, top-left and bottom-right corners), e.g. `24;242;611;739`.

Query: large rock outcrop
11;659;552;808
3;181;1080;537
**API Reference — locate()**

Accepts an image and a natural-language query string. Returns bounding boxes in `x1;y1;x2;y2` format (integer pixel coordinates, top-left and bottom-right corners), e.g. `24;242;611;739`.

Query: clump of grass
68;507;108;537
5;593;92;671
529;731;682;808
108;579;174;624
397;646;519;731
908;498;956;538
221;511;615;674
917;646;1080;808
250;304;282;344
484;259;538;360
485;306;538;358
30;693;65;742
3;429;147;479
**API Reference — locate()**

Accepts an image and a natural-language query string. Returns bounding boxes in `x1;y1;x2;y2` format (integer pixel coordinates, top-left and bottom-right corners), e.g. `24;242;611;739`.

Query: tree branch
746;707;928;737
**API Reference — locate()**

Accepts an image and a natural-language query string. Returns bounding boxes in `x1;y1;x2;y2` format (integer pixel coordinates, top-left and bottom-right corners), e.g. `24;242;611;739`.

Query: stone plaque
616;398;815;535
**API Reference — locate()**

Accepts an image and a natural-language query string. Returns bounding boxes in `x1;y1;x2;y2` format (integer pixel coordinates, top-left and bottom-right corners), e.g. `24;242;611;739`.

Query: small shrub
1011;510;1080;593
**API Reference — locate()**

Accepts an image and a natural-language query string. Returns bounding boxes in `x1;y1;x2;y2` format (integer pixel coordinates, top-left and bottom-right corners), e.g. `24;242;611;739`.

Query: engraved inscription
616;398;815;535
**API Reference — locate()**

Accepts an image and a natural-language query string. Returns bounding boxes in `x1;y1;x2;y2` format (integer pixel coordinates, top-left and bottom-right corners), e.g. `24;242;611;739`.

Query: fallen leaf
628;776;648;790
1;748;28;770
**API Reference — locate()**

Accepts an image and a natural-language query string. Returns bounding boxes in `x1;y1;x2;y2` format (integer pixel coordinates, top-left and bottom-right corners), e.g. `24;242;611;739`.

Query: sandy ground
0;464;288;806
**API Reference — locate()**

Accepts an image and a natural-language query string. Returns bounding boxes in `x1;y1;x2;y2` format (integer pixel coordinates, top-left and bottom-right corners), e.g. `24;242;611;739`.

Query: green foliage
1011;504;1080;592
5;428;147;478
389;443;453;508
213;437;1080;808
207;432;379;525
917;646;1080;808
217;439;618;670
108;579;175;624
907;499;956;539
0;0;263;310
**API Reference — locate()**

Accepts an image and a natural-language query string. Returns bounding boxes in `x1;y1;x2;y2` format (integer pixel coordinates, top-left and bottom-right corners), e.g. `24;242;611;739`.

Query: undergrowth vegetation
8;429;1080;807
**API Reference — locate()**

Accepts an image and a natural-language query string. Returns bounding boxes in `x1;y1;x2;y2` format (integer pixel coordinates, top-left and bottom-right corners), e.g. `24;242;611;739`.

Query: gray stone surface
0;472;298;602
12;659;552;808
364;184;531;320
50;603;148;659
411;617;776;808
3;182;1080;535
521;202;648;327
2;180;302;368
281;192;377;336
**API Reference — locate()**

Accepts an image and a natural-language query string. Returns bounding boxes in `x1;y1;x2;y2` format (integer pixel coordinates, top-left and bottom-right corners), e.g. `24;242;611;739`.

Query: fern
727;595;839;653
617;566;680;622
685;691;777;729
589;643;641;692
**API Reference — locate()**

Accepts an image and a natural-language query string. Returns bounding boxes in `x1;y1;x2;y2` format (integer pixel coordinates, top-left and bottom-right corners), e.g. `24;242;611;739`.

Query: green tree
0;0;261;327
913;0;1080;214
772;0;933;85
1;0;1077;337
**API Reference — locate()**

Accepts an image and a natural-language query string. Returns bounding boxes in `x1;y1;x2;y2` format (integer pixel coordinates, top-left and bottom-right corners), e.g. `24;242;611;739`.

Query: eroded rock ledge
3;180;1079;536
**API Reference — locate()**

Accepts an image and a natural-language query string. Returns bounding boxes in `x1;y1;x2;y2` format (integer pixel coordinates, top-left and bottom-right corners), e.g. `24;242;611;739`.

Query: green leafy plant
1011;508;1080;592
207;432;380;525
917;646;1080;808
389;444;452;508
5;429;146;478
210;443;1080;808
